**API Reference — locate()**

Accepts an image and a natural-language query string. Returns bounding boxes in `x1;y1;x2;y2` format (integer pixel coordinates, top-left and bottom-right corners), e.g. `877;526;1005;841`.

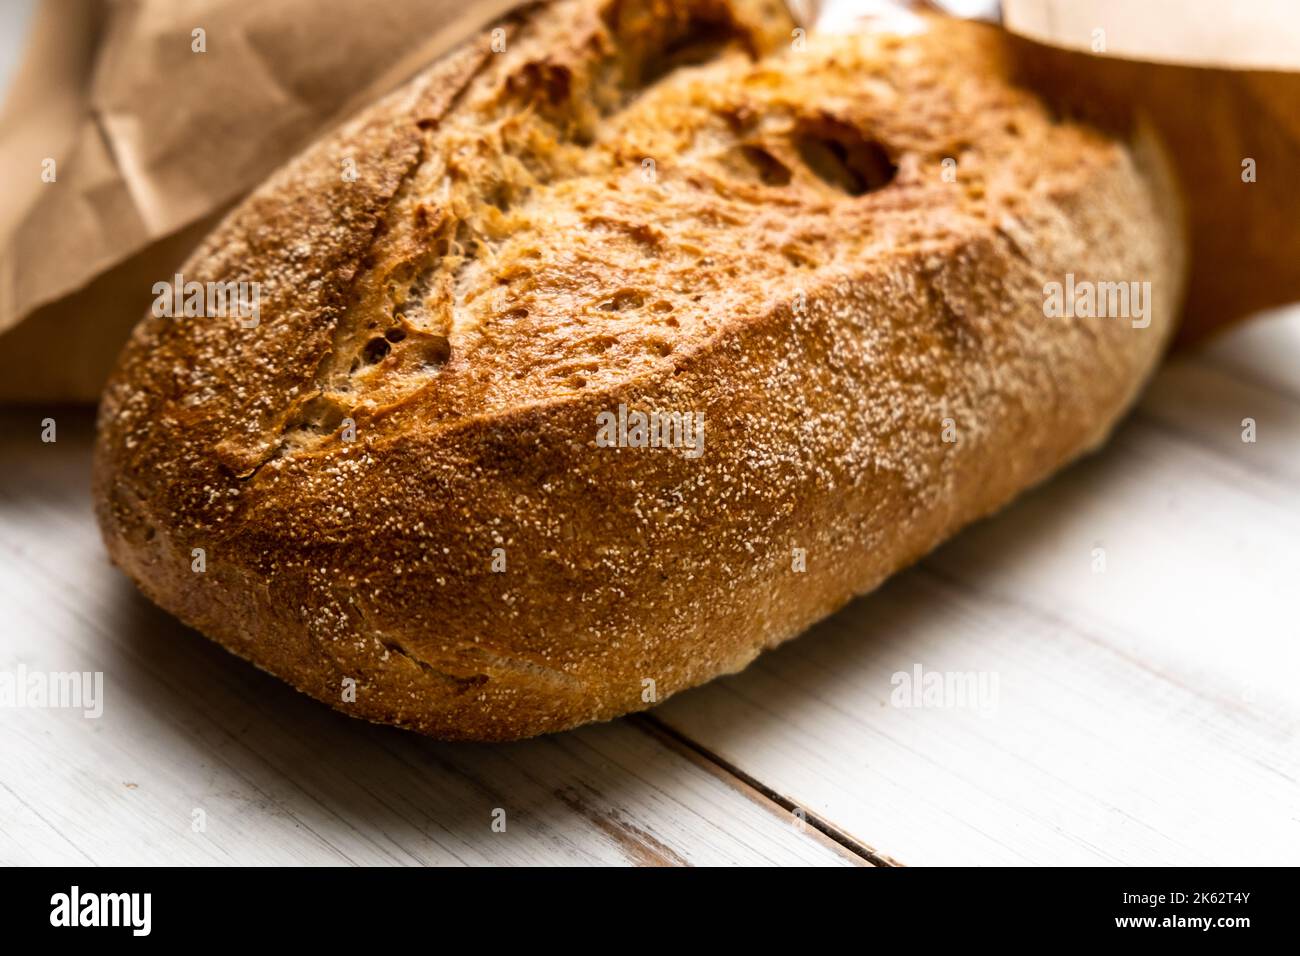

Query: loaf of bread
93;0;1184;740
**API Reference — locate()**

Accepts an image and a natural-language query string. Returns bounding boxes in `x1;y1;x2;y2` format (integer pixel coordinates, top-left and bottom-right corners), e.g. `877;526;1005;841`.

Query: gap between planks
629;714;895;866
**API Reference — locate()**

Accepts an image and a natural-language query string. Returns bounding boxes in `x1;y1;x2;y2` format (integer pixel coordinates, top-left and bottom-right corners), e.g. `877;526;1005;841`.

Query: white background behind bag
0;1;36;94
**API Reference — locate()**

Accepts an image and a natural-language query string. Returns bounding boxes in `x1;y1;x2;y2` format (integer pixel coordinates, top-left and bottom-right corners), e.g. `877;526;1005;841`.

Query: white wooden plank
0;413;854;866
1196;304;1300;407
657;308;1300;865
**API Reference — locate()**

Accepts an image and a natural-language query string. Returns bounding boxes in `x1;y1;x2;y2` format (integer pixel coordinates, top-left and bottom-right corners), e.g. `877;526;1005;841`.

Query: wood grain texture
0;412;854;866
654;308;1300;865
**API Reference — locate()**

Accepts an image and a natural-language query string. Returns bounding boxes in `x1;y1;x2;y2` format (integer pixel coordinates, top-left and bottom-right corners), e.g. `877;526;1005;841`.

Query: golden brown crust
93;0;1185;741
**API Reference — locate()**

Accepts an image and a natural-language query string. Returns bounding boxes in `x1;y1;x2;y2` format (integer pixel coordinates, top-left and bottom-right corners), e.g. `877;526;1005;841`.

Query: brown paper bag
1008;39;1300;346
0;0;521;402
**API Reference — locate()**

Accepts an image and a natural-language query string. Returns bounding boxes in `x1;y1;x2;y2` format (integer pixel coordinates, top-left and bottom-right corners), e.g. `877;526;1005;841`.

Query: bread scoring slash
93;0;1184;740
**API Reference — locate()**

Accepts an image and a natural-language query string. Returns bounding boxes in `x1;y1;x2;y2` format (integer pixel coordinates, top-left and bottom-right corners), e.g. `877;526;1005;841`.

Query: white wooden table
2;308;1297;866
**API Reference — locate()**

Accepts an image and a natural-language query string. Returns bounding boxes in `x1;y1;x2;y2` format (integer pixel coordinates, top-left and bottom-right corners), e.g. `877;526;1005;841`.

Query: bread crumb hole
416;335;452;370
794;121;897;196
362;337;391;364
597;290;644;312
738;144;791;186
625;13;751;89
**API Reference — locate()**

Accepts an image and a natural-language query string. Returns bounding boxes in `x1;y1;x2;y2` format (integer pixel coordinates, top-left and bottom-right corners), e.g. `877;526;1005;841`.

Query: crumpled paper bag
0;0;522;402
